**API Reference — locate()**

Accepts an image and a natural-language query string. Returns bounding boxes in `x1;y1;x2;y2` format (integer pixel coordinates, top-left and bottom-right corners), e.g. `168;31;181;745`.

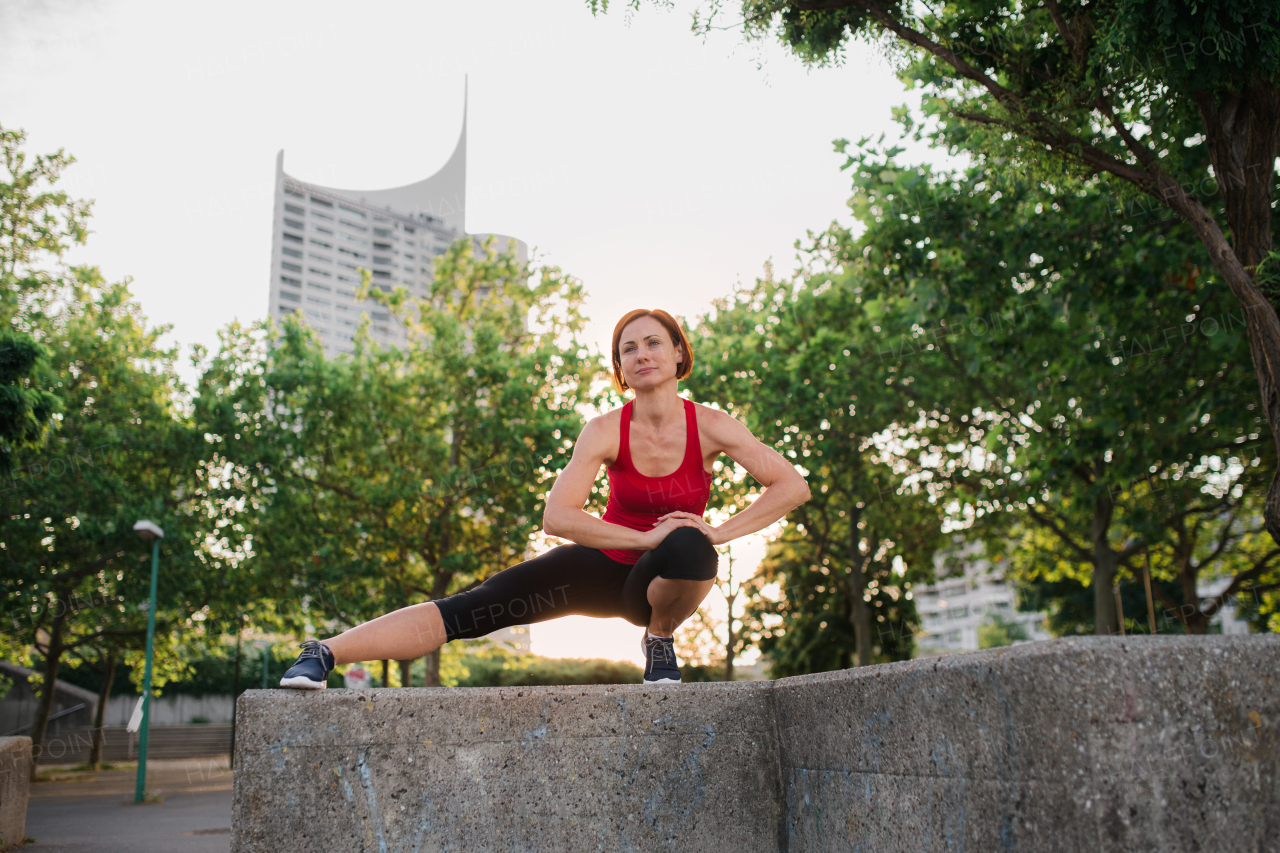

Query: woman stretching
279;309;810;686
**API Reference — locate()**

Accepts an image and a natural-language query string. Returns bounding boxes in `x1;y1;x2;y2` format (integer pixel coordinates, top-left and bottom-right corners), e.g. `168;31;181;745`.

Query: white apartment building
267;90;527;357
914;540;1254;653
914;538;1054;654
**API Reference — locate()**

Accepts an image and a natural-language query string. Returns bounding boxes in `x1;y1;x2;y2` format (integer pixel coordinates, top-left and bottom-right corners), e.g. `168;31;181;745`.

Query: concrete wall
772;636;1278;851
0;737;31;852
231;636;1280;852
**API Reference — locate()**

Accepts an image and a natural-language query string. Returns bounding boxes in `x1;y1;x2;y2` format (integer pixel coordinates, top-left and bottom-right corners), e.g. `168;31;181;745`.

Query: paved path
26;759;232;853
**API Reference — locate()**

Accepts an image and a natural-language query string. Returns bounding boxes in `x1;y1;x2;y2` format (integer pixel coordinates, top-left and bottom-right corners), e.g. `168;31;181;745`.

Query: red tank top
600;398;714;565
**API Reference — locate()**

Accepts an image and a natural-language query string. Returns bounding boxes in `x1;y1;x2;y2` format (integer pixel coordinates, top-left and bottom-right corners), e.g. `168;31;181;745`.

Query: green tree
977;612;1029;648
1009;463;1280;636
816;140;1264;634
3;269;250;777
0;123;90;316
686;266;945;674
1148;466;1280;633
592;0;1280;550
1;124;87;475
203;238;600;685
0;331;60;478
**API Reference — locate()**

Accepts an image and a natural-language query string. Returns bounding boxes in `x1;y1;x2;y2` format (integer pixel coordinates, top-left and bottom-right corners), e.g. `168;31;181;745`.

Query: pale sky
2;0;948;665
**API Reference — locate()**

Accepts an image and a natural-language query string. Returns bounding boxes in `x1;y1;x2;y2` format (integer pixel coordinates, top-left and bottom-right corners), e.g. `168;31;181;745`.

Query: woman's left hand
653;511;722;545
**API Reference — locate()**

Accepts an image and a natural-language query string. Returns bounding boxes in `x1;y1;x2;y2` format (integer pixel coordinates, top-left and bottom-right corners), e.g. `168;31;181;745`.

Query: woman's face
618;315;684;391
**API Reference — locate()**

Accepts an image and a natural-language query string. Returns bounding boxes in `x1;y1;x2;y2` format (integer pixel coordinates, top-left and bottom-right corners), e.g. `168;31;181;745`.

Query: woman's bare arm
659;407;811;545
542;416;707;550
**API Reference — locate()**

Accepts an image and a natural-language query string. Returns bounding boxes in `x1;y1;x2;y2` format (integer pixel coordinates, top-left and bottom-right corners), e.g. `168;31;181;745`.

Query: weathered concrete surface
233;681;781;851
775;636;1279;852
232;636;1279;852
0;736;31;852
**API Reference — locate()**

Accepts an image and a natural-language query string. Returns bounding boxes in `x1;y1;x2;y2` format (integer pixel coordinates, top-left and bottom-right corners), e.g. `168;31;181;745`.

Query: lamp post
132;519;164;804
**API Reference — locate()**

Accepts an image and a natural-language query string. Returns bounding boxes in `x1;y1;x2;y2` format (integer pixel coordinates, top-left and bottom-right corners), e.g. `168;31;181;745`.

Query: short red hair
610;309;694;393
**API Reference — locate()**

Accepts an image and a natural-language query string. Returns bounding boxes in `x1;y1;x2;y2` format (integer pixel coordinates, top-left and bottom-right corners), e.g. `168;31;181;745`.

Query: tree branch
1043;0;1085;68
1190;502;1244;571
1025;505;1094;562
1092;91;1160;173
1202;548;1280;614
290;471;365;503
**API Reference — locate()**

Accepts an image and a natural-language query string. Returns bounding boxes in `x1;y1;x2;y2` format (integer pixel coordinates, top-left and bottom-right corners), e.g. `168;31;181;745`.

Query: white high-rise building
914;538;1054;654
267;88;527;357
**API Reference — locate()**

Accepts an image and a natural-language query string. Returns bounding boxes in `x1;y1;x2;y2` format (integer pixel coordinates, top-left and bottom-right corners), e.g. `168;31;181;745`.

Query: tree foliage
817;137;1269;634
199;238;602;684
0;125;85;476
441;644;643;686
1;127;257;770
0;123;91;316
680;125;1274;664
977;611;1029;648
0;329;60;478
591;0;1280;568
3;269;254;771
685;262;946;675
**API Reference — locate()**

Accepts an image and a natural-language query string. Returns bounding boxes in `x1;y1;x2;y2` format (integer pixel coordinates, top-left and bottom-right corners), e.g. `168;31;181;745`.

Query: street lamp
132;519;164;804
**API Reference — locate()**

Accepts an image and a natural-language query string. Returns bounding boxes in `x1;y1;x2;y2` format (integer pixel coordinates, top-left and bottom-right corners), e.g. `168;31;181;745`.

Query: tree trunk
1188;81;1280;552
380;659;389;688
851;595;873;666
29;600;68;780
1091;491;1119;635
848;524;877;667
1092;555;1119;635
1179;571;1208;635
1194;82;1280;273
423;571;454;688
723;587;737;683
230;627;242;769
1150;152;1280;548
88;651;117;770
423;652;440;687
398;659;413;688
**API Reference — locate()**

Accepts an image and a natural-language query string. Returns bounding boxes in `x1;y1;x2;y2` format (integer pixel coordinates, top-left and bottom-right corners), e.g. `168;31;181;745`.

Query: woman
279;308;810;687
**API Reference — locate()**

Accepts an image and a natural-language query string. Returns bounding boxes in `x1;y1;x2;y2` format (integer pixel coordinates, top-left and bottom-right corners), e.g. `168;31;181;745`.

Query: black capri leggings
434;527;719;641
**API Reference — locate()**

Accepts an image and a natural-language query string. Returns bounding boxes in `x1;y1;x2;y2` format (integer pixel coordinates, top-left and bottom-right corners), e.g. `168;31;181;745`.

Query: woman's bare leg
646;577;715;637
321;602;447;666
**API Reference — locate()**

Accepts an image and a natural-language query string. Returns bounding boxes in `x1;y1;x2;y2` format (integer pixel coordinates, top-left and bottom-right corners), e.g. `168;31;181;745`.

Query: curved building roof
278;81;469;233
267;80;527;357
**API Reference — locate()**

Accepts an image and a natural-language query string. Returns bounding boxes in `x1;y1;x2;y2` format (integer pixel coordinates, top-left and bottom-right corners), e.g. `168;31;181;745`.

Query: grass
34;768;91;783
34;761;135;781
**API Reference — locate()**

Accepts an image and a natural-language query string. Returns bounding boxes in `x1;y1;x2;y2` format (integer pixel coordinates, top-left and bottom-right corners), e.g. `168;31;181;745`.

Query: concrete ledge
774;636;1279;852
231;636;1280;852
0;737;31;853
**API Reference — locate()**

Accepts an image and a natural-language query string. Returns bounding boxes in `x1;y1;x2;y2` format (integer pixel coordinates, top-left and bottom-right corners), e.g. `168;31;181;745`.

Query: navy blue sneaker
642;632;681;684
279;639;335;689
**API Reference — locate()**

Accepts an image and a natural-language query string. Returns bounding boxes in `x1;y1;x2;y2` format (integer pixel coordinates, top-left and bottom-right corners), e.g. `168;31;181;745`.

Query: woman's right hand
642;515;704;550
